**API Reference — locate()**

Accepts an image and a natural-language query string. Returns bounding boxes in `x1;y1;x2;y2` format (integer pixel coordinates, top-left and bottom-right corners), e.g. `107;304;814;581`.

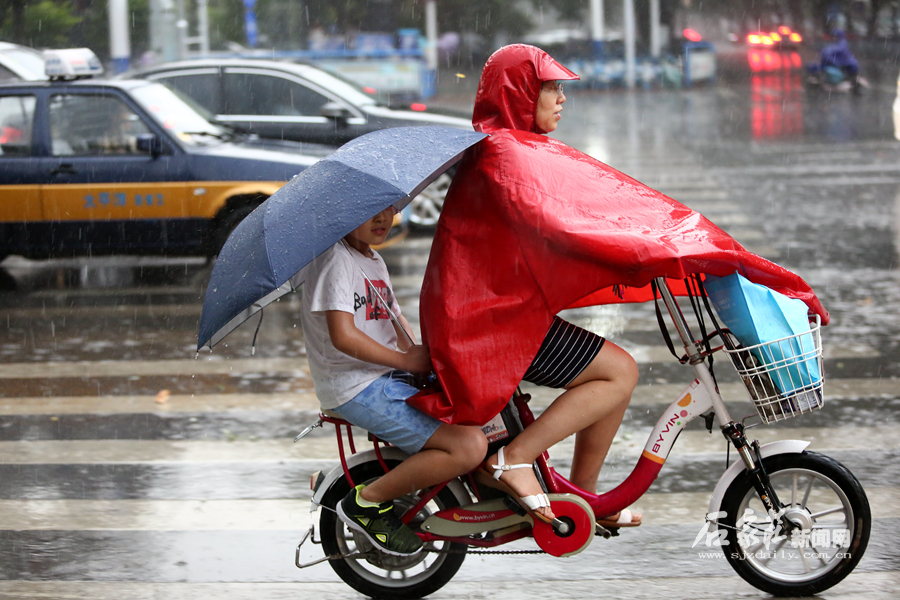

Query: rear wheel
319;461;468;600
720;451;870;596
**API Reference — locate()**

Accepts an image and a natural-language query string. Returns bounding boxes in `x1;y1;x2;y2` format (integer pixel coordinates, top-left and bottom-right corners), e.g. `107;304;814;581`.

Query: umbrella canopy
197;126;487;351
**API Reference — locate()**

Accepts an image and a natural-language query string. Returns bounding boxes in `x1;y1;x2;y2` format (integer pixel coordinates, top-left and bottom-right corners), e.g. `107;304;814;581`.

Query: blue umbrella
197;126;487;351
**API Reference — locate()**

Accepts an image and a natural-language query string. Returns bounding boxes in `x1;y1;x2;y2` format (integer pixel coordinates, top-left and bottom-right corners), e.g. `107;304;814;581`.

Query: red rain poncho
416;44;827;426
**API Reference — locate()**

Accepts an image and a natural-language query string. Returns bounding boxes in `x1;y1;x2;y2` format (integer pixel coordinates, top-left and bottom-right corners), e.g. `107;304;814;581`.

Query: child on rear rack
298;206;487;557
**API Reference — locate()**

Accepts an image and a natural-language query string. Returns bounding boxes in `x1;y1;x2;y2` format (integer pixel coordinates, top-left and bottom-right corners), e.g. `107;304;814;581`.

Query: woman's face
535;80;566;133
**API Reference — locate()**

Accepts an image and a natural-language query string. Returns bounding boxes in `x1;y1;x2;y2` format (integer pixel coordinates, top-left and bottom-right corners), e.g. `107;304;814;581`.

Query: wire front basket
723;317;824;424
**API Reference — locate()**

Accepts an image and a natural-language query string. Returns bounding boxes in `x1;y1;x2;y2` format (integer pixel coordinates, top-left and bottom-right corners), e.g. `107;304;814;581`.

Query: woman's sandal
596;508;642;528
477;447;554;524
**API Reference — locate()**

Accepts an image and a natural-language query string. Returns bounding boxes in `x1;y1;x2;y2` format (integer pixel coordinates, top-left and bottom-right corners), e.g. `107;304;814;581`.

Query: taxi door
0;92;42;256
38;90;190;254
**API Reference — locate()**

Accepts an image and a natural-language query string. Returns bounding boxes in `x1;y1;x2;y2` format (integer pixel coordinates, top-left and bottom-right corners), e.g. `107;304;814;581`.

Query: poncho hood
472;44;579;134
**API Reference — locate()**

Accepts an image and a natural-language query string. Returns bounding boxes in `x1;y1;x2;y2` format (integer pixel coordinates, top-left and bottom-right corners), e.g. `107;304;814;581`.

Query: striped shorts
523;317;605;388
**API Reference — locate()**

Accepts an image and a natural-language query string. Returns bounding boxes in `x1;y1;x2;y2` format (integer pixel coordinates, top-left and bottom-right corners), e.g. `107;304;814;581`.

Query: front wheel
319;460;468;600
720;451;870;596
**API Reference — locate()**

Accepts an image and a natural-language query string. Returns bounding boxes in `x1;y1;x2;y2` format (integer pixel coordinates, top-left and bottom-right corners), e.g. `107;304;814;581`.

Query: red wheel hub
531;494;595;557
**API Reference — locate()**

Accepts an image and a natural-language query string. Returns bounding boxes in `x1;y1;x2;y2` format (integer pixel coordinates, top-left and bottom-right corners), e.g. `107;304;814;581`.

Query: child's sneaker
336;485;424;556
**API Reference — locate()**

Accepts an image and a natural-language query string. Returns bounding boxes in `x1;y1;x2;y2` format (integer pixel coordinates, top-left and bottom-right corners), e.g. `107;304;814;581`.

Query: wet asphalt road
1;49;899;599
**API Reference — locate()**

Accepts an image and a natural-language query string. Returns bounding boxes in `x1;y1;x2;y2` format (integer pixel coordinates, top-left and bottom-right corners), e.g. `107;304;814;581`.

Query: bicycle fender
310;447;471;508
706;440;811;520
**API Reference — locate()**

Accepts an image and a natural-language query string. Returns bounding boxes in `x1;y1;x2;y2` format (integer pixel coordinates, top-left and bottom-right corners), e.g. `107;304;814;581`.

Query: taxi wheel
211;203;256;256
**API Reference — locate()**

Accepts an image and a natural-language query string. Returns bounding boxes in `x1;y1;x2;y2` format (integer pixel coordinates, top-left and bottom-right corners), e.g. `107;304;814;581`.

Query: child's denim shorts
331;371;441;455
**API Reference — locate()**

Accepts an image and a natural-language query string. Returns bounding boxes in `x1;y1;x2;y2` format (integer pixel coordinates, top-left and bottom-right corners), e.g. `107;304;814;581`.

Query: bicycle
293;276;870;599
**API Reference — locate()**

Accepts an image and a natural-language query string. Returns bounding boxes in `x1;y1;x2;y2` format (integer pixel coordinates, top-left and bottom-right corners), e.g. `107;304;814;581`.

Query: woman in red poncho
422;44;641;525
418;44;826;524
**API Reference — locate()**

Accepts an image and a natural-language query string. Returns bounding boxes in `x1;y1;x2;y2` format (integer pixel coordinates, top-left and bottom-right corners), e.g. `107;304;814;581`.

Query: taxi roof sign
44;48;103;78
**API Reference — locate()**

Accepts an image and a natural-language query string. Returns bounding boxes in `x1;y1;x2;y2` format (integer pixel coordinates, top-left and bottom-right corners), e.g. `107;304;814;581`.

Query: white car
0;42;46;82
126;58;472;227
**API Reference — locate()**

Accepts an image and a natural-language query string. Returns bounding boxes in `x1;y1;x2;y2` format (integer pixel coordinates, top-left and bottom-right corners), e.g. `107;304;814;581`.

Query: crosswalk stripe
0;572;900;600
0;377;893;416
0;392;320;415
0;499;313;531
0;337;879;379
0;572;897;600
709;162;900;176
0;424;895;465
0;358;311;379
2;485;896;531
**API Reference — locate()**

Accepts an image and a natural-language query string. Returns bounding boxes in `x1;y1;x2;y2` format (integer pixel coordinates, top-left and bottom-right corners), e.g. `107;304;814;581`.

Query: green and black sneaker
336;485;424;556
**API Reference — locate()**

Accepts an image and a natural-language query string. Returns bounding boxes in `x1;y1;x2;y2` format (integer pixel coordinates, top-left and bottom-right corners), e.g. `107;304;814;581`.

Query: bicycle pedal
595;523;620;538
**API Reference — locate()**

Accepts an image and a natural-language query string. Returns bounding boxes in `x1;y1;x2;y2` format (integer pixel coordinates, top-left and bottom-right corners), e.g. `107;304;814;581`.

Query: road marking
1;573;897;600
0;338;878;380
0;437;347;463
526;377;898;407
0;392;320;415
710;162;900;177
0;376;894;415
0;499;314;531
0;357;311;379
1;486;895;531
0;425;895;465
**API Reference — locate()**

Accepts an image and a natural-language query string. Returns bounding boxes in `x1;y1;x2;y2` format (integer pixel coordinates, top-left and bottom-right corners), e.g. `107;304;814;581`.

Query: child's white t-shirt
299;242;402;409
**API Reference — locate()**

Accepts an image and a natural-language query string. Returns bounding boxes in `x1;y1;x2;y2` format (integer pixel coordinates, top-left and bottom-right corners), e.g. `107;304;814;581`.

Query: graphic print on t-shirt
353;279;393;321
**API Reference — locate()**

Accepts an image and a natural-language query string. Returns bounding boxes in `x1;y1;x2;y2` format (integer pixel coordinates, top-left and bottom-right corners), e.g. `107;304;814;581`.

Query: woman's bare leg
484;341;639;519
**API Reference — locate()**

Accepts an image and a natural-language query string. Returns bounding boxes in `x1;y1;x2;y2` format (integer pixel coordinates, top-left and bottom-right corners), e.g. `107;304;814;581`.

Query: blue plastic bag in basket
705;272;821;396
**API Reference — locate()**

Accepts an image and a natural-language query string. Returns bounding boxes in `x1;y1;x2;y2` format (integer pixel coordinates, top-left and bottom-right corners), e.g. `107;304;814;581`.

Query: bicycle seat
320;409;351;426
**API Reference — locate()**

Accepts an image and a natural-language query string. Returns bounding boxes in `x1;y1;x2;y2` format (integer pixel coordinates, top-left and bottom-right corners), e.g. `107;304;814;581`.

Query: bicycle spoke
811;522;845;528
799;546;812;573
800;475;814;508
809;544;831;566
745;538;766;553
758;537;789;566
791;473;799;507
810;506;846;520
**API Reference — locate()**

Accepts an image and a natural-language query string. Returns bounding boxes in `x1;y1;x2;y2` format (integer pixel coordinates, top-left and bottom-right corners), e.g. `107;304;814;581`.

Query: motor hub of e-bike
781;505;814;532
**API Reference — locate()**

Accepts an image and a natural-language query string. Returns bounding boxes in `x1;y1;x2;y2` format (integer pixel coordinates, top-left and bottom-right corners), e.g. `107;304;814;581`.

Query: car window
0;64;19;82
222;72;330;116
155;72;220;114
49;94;151;156
307;67;382;106
129;82;228;145
0;95;36;156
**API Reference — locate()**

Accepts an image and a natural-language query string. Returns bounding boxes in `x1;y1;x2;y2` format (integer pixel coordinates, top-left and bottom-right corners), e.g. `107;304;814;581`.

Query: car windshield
301;66;382;106
129;82;229;145
1;48;45;78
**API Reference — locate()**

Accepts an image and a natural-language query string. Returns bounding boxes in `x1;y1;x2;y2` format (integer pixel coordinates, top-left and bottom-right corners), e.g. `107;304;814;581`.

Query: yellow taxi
0;49;335;261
